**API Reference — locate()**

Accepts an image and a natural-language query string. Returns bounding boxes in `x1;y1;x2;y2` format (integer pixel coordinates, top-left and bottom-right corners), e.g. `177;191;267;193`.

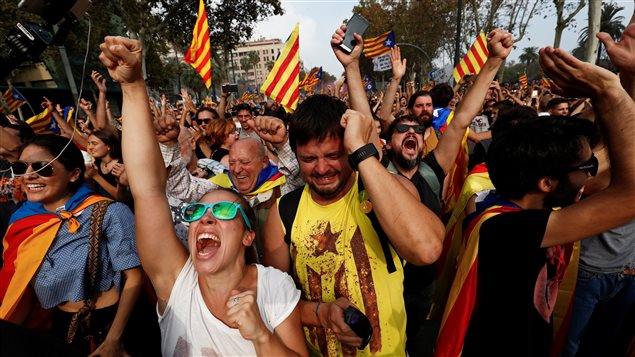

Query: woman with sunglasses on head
105;37;307;356
0;134;143;356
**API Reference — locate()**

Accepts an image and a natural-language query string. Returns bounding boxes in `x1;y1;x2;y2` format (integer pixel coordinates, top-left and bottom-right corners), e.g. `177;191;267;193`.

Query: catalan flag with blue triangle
25;108;60;134
363;31;395;59
1;86;27;113
299;67;322;91
363;74;376;91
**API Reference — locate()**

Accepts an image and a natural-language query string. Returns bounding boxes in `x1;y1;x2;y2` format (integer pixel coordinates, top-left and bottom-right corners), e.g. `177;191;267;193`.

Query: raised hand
79;98;93;113
486;29;513;61
340;109;374;154
98;36;143;85
539;46;619;98
91;70;108;93
249;116;287;148
599;23;635;75
41;96;53;111
331;24;364;68
389;46;407;81
153;106;180;145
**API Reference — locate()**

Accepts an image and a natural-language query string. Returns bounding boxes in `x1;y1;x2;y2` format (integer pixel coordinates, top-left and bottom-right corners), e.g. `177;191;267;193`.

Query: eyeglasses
197;118;212;124
565;154;598;177
395;123;425;134
10;161;54;177
182;202;252;230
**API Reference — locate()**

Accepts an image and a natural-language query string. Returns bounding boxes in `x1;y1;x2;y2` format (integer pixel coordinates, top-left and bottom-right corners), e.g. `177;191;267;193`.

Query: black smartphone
222;84;238;93
343;306;373;350
339;13;369;53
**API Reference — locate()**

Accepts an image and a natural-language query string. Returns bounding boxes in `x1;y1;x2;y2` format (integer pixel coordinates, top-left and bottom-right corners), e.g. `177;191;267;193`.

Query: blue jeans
561;268;635;357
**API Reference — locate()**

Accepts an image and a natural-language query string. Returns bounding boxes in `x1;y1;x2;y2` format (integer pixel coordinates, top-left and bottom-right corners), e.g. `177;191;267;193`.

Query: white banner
372;54;392;72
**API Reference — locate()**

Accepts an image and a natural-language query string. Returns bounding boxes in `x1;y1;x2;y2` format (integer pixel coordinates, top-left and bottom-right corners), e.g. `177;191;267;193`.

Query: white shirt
158;259;300;357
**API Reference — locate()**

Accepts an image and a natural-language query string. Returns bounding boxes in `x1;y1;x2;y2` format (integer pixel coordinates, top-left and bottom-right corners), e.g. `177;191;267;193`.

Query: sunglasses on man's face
395;123;425;134
197;118;212;124
565;154;599;177
10;160;54;177
182;202;252;230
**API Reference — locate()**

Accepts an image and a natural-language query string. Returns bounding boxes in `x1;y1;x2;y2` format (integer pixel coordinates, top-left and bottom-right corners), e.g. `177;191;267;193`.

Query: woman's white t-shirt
158;258;300;357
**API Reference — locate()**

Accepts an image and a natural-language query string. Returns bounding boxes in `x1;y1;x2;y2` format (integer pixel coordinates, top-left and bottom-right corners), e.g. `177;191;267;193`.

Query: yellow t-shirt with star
284;175;406;356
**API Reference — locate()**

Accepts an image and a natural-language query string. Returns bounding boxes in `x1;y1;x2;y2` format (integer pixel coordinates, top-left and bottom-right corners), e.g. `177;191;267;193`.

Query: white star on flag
384;39;392;47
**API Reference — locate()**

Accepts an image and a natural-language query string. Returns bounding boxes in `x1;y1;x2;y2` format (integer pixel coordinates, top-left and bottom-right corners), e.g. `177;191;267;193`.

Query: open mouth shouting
196;232;221;258
402;136;419;156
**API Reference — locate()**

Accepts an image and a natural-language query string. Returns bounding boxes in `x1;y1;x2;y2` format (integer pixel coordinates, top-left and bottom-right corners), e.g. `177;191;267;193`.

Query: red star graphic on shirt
311;222;341;257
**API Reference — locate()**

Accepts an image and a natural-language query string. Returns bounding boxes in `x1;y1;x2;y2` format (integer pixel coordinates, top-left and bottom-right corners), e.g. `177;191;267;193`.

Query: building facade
230;39;284;88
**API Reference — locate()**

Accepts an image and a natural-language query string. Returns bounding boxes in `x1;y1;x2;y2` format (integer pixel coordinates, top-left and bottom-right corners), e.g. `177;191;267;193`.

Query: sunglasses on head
182;202;252;230
10;161;54;177
565;154;599;177
395;123;425;134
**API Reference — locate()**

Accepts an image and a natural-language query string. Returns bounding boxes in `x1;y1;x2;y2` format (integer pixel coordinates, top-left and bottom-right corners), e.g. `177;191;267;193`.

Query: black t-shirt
211;147;229;162
462;209;558;357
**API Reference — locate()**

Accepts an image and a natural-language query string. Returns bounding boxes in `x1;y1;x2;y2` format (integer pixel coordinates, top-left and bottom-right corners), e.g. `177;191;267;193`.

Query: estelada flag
363;31;395;59
25;108;60;134
299;67;322;91
0;86;27;113
453;32;488;83
184;0;212;88
260;23;300;112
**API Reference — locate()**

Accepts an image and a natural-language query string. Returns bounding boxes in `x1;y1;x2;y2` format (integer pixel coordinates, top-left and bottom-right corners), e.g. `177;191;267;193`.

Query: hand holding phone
343;306;373;350
339;13;369;53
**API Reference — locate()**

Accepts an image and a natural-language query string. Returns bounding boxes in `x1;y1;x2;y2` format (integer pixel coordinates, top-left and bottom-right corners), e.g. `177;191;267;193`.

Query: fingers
597;32;616;52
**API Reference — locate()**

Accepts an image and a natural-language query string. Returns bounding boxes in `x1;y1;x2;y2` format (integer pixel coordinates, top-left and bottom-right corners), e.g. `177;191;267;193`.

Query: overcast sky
253;0;635;80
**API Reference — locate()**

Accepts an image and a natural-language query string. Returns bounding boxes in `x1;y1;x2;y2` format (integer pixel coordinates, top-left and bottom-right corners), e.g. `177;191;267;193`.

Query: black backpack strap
358;178;397;274
278;187;304;245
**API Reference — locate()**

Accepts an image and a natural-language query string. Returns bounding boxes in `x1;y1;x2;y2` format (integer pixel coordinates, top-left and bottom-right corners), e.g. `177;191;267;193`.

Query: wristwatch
348;143;379;170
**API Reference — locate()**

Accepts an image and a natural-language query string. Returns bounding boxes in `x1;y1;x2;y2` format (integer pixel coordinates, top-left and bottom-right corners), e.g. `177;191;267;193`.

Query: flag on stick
363;31;395;59
452;32;488;83
519;74;528;88
184;0;212;88
260;23;300;112
26;108;60;134
299;67;322;91
0;86;27;113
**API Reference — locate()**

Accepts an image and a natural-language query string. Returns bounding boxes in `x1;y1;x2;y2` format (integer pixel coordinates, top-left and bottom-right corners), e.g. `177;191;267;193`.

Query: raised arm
599;14;635;99
331;26;381;154
378;46;406;128
91;70;110;130
342;109;444;265
433;29;513;174
540;47;635;246
99;36;187;307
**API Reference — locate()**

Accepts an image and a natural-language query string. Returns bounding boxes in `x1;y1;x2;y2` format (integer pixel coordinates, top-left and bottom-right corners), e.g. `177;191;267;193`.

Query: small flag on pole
0;86;27;113
519;74;528;88
299;67;322;91
260;23;300;112
452;32;489;83
540;77;551;89
363;31;395;59
184;0;212;88
26;108;60;134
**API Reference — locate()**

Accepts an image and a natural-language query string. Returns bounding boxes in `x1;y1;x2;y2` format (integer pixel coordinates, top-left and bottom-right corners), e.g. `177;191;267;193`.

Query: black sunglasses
10;160;54;177
395;123;425;134
197;118;212;124
565;154;598;177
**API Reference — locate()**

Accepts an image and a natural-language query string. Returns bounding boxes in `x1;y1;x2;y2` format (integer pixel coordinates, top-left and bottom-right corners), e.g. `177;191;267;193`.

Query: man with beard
456;45;635;356
263;26;445;356
383;29;513;356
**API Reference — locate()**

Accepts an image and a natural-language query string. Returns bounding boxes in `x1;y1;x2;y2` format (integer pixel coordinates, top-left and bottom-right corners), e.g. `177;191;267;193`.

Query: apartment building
230;39;284;87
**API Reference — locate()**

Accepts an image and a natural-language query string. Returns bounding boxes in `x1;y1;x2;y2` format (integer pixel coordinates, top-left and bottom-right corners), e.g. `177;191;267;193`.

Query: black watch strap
348;143;379;170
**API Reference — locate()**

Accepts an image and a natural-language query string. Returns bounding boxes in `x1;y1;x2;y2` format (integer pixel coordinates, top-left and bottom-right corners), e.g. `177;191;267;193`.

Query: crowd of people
0;13;634;357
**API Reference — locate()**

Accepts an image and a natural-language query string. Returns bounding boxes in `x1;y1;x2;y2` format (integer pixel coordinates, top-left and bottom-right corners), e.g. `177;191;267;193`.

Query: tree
584;0;602;63
519;47;539;71
553;0;586;48
579;1;625;62
239;51;259;88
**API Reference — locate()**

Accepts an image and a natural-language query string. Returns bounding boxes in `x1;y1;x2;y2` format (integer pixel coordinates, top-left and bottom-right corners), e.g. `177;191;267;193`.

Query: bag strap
67;200;112;344
279;187;304;246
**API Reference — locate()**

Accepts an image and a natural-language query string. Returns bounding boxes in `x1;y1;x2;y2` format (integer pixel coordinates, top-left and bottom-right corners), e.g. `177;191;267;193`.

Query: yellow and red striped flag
26;108;58;134
452;32;488;83
363;31;395;59
184;0;212;88
0;86;27;113
541;77;551;89
519;74;528;88
260;23;300;112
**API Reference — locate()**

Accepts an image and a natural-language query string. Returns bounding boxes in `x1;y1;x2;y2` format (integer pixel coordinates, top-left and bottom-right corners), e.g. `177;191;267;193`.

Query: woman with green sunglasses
109;37;307;356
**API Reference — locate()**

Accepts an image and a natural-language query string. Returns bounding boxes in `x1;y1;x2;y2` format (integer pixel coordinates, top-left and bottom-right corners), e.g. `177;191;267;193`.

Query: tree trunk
553;23;565;48
584;0;601;63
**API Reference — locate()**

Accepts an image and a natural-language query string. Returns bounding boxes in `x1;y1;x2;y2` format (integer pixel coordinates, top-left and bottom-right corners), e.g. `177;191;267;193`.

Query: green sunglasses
182;202;252;230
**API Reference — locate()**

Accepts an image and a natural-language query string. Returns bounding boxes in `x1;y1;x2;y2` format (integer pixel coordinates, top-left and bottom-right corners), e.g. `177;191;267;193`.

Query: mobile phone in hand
339;13;369;53
222;84;238;93
343;306;373;350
